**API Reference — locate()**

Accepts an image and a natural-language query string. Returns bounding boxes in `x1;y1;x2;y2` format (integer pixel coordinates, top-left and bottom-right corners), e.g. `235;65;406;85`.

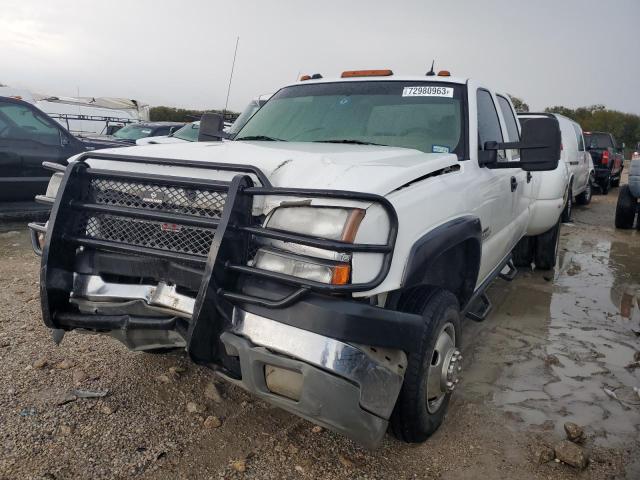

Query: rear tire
600;176;611;195
561;188;572;222
512;236;534;268
615;185;637;229
611;177;620;188
391;288;461;443
534;220;561;270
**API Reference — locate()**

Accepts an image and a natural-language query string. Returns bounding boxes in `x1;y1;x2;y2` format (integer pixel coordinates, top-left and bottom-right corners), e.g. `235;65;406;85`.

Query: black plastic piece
402;216;481;308
238;279;424;353
54;312;177;330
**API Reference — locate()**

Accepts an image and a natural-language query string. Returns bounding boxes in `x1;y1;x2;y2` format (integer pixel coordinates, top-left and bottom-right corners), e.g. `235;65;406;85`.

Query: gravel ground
0;183;638;479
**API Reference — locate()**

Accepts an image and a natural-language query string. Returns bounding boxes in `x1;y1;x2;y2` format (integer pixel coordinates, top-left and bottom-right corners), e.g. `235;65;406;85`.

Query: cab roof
283;74;469;89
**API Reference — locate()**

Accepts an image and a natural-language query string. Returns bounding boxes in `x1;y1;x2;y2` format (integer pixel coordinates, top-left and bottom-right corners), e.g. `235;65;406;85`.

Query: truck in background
0;86;149;136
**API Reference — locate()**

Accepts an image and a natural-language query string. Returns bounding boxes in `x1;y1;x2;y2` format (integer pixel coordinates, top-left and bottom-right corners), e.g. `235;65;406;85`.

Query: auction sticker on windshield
402;86;454;97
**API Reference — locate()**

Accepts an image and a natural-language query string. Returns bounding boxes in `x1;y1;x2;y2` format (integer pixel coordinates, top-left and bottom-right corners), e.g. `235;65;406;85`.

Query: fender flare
401;216;482;308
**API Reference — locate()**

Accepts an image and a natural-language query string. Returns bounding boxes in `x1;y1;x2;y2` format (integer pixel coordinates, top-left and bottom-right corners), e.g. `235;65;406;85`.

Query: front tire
575;175;593;205
534;220;561;270
615;185;637;229
391;288;461;443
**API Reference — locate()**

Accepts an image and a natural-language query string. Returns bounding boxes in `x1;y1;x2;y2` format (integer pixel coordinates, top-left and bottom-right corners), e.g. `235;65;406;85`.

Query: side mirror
198;113;227;142
480;117;561;172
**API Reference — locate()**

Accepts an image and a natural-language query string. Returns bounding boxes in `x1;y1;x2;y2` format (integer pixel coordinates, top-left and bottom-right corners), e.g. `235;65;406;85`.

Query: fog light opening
264;365;303;401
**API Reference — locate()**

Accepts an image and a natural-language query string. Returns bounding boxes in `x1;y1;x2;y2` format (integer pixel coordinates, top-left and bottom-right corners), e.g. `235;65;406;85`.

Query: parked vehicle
111;122;185;143
615;157;640;228
0;86;149;135
136;121;200;145
584;131;624;194
29;70;561;448
519;113;594;221
136;94;273;146
0;96;125;201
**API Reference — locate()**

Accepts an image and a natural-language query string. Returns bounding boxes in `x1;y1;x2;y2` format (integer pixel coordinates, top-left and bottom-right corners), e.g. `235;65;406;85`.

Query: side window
0;103;60;146
572;124;585;151
496;95;520;160
477;89;504;159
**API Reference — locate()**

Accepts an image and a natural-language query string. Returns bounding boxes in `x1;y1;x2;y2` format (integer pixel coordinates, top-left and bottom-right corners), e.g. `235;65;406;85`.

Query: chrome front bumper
72;274;195;318
219;308;406;448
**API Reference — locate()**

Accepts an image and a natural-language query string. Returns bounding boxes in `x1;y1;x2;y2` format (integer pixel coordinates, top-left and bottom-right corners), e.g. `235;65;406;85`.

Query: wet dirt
0;186;638;479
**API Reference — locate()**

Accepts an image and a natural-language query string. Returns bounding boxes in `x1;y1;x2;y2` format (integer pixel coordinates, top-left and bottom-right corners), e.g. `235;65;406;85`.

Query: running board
498;259;517;282
466;293;492;322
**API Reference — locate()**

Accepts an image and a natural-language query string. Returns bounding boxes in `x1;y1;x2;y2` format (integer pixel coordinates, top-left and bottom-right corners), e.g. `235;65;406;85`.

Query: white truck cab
30;70;562;448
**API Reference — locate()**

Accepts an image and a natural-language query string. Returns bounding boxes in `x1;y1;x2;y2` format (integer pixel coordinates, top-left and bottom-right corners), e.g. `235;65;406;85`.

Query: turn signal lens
341;69;393;78
602;150;610;165
331;264;351;285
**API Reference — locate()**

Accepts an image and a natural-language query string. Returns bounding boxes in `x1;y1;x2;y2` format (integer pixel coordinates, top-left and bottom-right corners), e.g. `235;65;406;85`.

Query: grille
87;178;226;219
77;212;216;257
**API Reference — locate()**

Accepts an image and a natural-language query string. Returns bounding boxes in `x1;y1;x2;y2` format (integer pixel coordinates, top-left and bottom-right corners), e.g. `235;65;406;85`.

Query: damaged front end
29;152;424;447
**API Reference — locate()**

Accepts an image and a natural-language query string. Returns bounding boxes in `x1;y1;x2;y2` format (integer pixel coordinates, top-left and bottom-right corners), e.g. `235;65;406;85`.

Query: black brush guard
38;152;400;364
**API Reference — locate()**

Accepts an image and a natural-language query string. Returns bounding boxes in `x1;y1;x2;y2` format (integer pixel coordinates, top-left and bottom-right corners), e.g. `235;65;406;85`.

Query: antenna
426;60;435;76
224;36;240;117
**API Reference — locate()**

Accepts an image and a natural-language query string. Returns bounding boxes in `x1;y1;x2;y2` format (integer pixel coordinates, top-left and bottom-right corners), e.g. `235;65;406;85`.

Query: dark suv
584;131;624;194
0;96;125;201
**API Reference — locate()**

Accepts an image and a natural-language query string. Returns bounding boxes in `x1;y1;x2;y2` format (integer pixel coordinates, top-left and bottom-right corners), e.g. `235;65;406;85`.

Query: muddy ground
1;184;639;480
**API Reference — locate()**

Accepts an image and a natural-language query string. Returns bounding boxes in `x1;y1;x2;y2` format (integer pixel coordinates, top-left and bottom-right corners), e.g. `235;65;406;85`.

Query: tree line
150;106;239;123
544;104;640;153
508;95;639;155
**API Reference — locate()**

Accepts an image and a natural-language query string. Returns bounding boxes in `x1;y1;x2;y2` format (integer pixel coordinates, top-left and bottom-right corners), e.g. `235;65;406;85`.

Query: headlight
253;248;350;285
267;207;364;242
250;206;365;284
45;172;64;199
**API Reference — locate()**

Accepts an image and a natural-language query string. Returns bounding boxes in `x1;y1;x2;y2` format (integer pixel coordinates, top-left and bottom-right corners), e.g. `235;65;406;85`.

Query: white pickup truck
29;70;561;448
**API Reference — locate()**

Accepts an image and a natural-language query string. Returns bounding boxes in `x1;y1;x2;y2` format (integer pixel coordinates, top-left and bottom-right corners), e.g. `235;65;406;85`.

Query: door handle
510;176;518;192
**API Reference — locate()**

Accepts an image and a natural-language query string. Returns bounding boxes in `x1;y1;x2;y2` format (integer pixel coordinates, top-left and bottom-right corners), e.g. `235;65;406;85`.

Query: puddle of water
462;231;640;448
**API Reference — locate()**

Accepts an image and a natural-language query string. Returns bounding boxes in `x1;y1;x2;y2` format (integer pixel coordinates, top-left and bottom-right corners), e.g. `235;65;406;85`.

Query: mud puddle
462;225;640;448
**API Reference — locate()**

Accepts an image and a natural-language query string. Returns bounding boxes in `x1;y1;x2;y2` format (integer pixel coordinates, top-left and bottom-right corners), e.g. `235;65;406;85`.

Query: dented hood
85;141;458;196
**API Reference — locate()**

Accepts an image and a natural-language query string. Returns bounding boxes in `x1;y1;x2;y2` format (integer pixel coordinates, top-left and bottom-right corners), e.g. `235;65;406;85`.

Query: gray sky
2;0;639;114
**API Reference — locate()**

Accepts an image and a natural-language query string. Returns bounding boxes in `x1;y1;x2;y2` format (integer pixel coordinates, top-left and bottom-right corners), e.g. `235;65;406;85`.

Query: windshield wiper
313;139;389;147
235;135;286;142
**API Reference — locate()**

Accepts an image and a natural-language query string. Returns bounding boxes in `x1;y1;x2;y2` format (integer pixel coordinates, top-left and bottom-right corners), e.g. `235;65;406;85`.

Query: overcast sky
2;0;639;114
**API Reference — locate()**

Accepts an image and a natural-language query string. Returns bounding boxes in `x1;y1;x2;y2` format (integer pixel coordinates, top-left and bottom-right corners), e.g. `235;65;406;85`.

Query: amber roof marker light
437;70;451;77
341;69;393;78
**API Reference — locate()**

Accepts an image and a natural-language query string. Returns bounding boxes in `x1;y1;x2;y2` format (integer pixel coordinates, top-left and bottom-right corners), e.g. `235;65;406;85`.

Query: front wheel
575;175;593;205
535;220;561;270
391;288;461;443
615;185;637;229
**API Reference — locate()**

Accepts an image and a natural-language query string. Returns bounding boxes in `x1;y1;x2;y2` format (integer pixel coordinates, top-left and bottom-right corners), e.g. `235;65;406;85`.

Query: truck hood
86;141;459;196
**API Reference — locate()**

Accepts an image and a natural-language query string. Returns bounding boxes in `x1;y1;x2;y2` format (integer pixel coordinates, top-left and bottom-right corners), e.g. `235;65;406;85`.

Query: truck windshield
584;133;613;149
113;124;153;140
227;100;262;136
235;81;465;157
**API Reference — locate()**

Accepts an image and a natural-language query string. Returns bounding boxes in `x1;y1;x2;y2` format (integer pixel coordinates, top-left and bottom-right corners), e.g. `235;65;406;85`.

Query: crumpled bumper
217;308;406;448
